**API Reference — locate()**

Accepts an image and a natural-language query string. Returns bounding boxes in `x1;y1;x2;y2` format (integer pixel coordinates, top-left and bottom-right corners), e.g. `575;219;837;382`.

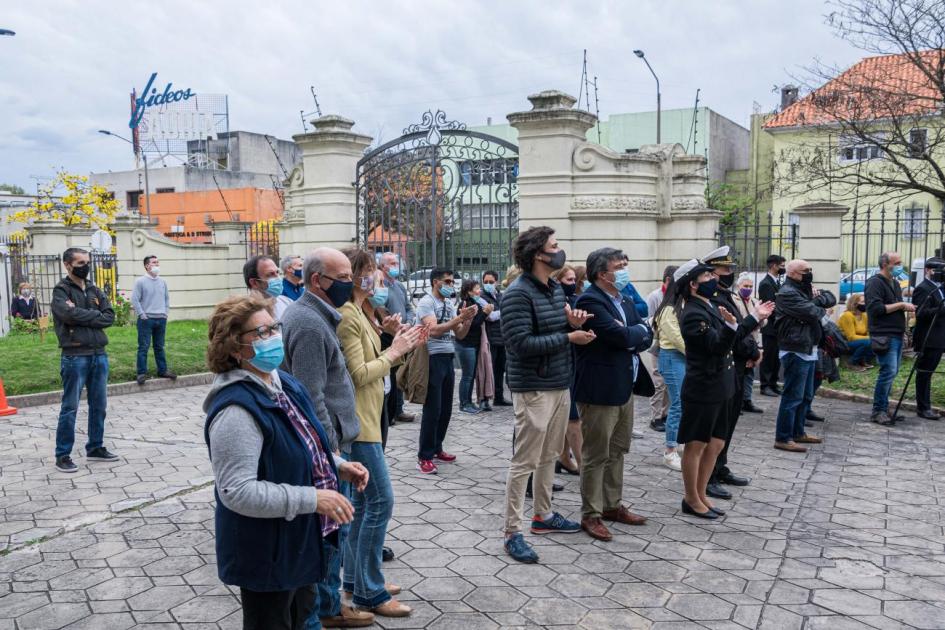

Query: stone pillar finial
310;115;356;133
526;90;578;111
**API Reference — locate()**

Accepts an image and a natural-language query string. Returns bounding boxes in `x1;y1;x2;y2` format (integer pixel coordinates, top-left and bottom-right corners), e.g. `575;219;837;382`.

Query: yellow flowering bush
6;170;119;233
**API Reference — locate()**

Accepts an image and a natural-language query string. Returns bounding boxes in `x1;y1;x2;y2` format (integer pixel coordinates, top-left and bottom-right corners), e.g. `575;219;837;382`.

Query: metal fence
841;203;944;292
1;253;118;332
243;222;279;261
716;211;798;272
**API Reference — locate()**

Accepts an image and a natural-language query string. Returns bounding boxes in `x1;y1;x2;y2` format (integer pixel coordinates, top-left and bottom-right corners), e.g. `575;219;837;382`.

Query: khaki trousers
642;351;668;420
579;397;634;517
503;388;570;533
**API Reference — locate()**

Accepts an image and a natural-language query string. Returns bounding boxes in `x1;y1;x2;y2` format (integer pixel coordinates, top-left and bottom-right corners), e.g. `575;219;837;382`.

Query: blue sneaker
504;533;538;563
531;512;581;535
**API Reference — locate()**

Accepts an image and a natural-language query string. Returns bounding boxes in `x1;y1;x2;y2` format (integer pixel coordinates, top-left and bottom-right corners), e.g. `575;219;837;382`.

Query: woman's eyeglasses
240;322;283;339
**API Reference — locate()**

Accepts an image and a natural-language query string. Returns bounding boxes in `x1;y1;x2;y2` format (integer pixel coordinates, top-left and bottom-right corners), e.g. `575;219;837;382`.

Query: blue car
838;267;908;302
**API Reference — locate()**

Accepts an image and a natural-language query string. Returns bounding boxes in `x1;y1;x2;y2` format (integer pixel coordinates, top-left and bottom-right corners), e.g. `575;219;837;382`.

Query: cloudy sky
1;0;865;190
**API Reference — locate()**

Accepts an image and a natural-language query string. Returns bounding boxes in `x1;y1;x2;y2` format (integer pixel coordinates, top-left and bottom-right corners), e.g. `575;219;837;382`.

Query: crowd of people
38;235;945;629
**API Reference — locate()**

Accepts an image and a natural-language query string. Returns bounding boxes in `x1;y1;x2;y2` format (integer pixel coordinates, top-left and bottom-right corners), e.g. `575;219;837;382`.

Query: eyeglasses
240;321;283;339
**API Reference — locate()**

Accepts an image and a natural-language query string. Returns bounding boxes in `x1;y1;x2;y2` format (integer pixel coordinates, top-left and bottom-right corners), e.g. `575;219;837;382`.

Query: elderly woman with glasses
203;294;369;630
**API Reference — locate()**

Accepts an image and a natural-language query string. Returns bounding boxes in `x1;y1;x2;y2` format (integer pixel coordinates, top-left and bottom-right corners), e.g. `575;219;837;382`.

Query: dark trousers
56;353;109;458
712;370;744;481
418;354;455;460
381;332;404;421
136;317;168;375
760;334;780;389
491;343;508;402
915;347;944;412
241;585;314;630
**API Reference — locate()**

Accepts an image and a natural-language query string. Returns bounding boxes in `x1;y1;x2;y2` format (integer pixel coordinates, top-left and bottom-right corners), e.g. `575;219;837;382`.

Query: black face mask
322;277;354;307
801;271;814;285
777;267;786;276
856;303;866;313
540;250;567;270
695;278;718;298
562;282;576;297
71;263;90;280
718;272;735;289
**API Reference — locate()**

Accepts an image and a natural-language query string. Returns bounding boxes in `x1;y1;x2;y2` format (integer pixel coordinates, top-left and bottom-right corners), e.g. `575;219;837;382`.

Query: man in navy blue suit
574;247;654;541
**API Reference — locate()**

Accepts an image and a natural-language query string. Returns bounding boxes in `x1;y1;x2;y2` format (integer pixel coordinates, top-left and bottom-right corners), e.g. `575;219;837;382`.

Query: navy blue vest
204;370;338;592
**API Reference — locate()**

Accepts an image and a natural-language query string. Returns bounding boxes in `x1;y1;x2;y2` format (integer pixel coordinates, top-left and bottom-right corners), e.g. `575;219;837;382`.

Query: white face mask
149;266;161;276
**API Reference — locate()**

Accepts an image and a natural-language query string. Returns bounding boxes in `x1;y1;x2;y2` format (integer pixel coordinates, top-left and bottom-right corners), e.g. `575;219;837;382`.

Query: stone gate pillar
792;202;848;295
507;91;597;261
280;115;373;253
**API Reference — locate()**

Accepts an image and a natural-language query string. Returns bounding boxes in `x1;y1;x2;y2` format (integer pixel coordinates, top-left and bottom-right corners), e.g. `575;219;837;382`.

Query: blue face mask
612;268;631;292
293;268;303;279
248;335;284;373
483;283;496;294
891;265;904;277
369;287;389;307
265;277;283;298
388;266;400;279
583;280;592;291
439;284;455;298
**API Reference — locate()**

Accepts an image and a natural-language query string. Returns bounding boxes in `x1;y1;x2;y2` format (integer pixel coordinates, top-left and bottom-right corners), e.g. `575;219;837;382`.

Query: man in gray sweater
132;255;174;385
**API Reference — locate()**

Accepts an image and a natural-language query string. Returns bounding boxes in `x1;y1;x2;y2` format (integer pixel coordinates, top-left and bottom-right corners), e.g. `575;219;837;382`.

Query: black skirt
678;398;729;444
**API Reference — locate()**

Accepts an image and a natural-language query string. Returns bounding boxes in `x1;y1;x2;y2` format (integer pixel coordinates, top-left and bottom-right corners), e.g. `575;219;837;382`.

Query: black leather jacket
774;278;836;354
51;277;115;355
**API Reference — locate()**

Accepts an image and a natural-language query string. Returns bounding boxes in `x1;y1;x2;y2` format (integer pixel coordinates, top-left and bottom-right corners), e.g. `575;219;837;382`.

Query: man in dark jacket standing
500;226;595;564
50;248;119;473
773;259;836;452
912;257;945;420
759;255;786;396
480;269;511;406
574;247;651;542
866;252;915;424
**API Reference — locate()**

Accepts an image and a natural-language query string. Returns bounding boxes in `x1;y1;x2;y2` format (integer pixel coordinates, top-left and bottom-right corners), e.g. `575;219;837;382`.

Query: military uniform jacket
679;297;737;404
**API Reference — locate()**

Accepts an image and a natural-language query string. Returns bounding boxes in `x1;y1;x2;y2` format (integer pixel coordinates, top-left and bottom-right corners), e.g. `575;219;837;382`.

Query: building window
908;129;928;158
126;190;143;209
903;206;926;240
460;203;517;229
155;187;175;194
458;159;517;186
838;135;883;163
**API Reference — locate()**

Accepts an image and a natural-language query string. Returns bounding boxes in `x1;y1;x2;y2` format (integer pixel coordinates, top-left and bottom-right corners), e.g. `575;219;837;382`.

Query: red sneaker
416;459;438;474
434;451;457;463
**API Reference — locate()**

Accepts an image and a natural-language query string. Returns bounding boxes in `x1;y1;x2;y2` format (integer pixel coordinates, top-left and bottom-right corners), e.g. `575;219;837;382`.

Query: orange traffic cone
0;378;17;416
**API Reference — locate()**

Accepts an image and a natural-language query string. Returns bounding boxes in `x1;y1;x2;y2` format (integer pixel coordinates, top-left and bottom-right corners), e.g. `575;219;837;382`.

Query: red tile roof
765;50;945;130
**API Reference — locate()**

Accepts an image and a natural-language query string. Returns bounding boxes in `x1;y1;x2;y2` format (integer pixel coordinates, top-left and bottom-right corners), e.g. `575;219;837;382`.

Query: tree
774;0;945;206
0;183;25;195
707;181;756;227
5;170;119;232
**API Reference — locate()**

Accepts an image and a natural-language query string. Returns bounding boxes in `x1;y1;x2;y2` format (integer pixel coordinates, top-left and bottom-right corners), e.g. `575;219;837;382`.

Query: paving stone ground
1;378;945;629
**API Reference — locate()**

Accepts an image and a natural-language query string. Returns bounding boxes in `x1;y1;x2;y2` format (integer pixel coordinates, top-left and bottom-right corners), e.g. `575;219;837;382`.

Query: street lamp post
98;129;150;222
633;49;661;145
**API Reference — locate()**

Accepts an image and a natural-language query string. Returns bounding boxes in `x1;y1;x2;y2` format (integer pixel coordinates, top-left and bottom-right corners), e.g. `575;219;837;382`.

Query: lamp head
98;130;111;136
633;49;645;58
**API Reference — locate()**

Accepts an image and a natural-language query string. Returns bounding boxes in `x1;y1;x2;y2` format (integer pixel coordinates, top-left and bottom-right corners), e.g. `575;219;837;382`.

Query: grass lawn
823;353;945;408
0;320;209;396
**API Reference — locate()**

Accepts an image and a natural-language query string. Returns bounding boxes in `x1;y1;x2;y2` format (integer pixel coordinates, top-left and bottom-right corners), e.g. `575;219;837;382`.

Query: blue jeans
775;353;816;443
658;350;686;449
136;317;168;375
873;336;903;413
56;354;109;458
454;343;478;406
743;371;754;403
847;338;875;365
305;480;349;629
343;442;394;608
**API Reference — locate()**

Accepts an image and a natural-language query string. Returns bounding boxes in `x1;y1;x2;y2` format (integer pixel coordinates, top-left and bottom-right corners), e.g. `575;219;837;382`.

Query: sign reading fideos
129;73;196;129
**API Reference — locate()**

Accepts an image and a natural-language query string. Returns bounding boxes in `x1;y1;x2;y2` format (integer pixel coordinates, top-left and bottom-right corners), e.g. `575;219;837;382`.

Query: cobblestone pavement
1;380;945;629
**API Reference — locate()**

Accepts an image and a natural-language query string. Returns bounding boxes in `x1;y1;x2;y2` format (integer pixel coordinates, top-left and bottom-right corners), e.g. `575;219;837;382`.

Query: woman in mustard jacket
838;293;875;370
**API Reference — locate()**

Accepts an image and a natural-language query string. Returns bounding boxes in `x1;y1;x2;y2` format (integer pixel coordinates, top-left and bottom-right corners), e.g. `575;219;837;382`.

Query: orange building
146;188;284;242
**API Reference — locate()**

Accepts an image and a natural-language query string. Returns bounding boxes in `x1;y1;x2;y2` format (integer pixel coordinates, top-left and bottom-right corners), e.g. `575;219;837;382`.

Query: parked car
838;267;909;301
405;266;465;300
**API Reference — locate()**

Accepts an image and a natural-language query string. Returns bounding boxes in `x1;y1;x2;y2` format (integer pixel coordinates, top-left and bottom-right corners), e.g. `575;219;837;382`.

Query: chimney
781;85;799;110
487;117;492;125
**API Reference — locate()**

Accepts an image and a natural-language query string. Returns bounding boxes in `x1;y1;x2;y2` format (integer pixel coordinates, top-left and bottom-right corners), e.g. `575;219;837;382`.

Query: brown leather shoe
794;434;823;444
774;441;808;452
581;516;613;541
602;505;647;526
321;605;375;628
396;412;416;422
371;599;412;617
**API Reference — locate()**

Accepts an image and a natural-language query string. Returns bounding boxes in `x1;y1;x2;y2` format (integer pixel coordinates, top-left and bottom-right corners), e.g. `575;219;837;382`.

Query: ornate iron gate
356;110;519;294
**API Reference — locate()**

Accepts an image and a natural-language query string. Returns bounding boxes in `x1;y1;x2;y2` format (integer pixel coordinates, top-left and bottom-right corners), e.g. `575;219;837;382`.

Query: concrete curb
817;385;944;415
7;372;214;409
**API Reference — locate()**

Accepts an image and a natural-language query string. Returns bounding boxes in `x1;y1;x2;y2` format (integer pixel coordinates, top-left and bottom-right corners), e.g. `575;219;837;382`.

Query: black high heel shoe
681;499;718;520
555;461;580;476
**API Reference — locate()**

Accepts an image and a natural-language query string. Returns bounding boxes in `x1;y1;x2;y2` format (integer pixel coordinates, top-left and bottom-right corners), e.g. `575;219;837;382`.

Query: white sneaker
632;429;644;439
663;451;682;471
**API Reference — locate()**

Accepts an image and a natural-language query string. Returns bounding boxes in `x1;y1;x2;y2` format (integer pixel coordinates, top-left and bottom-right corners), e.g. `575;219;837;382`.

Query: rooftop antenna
211;173;234;221
577;49;588;110
310;86;322;117
300;110;307;132
264;135;290;180
593;75;601;143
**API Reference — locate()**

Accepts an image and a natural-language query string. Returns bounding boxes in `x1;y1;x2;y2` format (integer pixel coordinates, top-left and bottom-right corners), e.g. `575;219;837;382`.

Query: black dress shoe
719;472;750;486
552;481;565;492
707;505;726;516
917;409;941;420
494;399;513;406
681;499;718;520
806;410;825;422
772;385;783;395
742;401;763;413
706;482;732;500
760;387;779;397
382;546;394;562
650;417;666;432
555;461;580;476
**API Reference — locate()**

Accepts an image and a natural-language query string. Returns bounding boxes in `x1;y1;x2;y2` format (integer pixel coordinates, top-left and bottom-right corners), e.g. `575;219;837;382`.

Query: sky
0;0;867;191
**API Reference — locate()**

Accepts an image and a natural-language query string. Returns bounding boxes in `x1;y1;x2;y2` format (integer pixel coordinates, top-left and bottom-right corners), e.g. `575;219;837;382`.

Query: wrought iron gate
356;110;519;294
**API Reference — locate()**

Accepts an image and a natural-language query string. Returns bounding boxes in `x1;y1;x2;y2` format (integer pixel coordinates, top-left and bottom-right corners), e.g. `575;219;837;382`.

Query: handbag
819;320;850;359
633;358;656;397
871;335;891;355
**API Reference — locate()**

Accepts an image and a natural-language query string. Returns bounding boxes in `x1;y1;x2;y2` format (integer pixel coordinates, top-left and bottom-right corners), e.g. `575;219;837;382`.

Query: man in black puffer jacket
500;226;596;564
773;259;836;453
